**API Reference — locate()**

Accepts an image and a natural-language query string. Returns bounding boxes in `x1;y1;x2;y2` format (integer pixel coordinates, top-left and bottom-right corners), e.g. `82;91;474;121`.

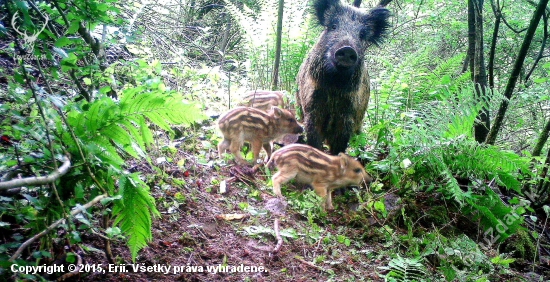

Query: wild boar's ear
338;153;349;170
271;106;282;118
364;7;391;46
314;0;340;26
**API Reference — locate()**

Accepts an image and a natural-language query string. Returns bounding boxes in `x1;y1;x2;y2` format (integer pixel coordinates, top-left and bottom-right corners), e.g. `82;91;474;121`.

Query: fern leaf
113;173;161;261
101;124;141;159
380;255;427;282
87;136;125;168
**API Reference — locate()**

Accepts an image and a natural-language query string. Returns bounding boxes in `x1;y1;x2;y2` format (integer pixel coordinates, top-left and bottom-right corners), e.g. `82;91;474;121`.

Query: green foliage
421;234;494;281
222;0;314;91
63;82;205;165
0;0;208;269
380;255;427;282
374;48;469;113
2;0;550;280
113;173;161;260
358;53;532;245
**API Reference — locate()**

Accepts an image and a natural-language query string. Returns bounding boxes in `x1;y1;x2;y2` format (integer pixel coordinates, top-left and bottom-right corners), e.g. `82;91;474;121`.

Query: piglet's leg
272;168;297;197
250;139;263;164
325;189;335;211
229;139;246;165
262;142;273;163
218;139;230;159
312;182;333;210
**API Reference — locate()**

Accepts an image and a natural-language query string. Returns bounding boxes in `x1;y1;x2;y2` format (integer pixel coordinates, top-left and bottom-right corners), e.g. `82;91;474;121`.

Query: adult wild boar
297;0;390;154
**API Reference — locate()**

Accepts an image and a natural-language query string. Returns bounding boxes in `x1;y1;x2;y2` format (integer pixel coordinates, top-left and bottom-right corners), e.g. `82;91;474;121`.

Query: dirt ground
77;130;398;282
3;121;547;281
75;127;547;282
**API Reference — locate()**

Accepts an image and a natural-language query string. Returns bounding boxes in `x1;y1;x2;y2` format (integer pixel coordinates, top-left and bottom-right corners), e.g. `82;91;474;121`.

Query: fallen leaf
216;214;249;221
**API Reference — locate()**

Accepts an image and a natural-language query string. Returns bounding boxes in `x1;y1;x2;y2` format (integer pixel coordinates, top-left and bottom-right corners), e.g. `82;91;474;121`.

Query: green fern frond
119;88;206;132
464;188;523;243
86;135;125;168
113;173;161;261
66;89;206;163
60;87;206;262
380;255;427;282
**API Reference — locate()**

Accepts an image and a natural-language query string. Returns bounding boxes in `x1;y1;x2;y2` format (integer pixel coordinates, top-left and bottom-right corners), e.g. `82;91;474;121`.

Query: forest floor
78;119;547;282
83;123;397;281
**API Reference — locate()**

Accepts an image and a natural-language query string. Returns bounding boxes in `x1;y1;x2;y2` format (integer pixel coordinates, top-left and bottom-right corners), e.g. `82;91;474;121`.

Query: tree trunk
271;0;284;91
488;0;501;90
537;148;550;206
532;118;550;157
485;0;550;144
469;0;490;143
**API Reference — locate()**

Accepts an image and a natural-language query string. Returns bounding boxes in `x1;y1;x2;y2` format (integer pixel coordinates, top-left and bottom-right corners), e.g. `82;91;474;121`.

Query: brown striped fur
267;144;372;210
239;90;286;112
218;107;303;164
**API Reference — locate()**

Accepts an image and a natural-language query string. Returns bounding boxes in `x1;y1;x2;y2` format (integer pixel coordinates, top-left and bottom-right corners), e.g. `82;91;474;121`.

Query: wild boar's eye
353;168;362;173
359;28;368;40
328;20;338;30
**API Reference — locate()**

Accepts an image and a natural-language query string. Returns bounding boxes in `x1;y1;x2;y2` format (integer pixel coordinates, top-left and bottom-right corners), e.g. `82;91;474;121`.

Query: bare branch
525;11;549;81
58;252;83;281
0;157;71;190
9;194;108;261
272;219;283;253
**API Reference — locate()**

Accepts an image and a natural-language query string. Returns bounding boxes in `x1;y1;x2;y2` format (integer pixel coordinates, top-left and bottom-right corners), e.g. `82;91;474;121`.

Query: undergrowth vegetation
1;0;549;281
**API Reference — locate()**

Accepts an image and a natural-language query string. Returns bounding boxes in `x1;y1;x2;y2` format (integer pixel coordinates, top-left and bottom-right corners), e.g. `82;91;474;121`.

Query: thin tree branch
0;157;71;190
272;219;283;253
57;252;83;281
525;11;548;81
501;15;529;33
9;194;108;261
532;118;550;157
488;0;502;89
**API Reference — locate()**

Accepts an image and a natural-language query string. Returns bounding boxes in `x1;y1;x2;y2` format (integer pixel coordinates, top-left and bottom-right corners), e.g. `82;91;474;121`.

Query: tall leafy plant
0;0;207;272
359;53;531;242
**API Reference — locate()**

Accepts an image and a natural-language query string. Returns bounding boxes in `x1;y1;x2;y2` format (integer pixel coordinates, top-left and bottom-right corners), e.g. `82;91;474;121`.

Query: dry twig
9;194;108;261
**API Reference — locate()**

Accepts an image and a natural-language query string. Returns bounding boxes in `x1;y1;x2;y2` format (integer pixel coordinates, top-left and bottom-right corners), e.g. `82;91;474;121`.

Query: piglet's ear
271;106;282;118
364;7;391;46
314;0;340;26
338;153;349;170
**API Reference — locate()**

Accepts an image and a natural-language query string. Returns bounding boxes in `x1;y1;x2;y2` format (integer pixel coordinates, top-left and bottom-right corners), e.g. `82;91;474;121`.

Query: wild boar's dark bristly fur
297;0;390;155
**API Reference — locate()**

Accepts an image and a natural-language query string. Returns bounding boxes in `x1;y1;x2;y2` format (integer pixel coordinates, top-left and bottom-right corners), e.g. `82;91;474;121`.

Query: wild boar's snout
334;46;358;68
362;170;373;184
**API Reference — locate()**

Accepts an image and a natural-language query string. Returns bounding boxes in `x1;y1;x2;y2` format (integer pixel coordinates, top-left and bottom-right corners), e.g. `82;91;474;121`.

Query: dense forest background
1;0;550;280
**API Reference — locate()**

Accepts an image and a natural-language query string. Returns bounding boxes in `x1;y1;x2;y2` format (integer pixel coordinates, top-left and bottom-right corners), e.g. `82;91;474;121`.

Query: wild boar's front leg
311;182;333;210
262;142;273;163
327;115;354;155
250;139;264;164
304;90;328;150
272;168;298;197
